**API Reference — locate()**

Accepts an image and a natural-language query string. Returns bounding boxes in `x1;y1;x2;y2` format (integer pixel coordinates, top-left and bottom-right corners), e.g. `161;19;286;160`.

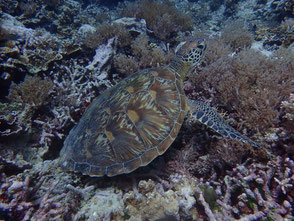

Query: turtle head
170;38;206;78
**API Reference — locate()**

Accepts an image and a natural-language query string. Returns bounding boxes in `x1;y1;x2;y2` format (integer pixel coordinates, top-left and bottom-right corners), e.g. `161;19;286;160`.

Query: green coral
199;185;218;210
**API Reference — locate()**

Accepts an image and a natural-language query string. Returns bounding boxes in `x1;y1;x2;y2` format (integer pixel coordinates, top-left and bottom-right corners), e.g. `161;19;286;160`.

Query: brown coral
83;22;131;49
131;34;173;68
122;0;193;40
203;37;232;65
113;54;139;76
191;41;293;138
8;75;53;107
113;34;174;75
221;21;253;50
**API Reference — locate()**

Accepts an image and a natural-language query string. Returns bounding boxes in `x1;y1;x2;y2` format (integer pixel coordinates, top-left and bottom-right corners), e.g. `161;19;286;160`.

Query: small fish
0;72;11;80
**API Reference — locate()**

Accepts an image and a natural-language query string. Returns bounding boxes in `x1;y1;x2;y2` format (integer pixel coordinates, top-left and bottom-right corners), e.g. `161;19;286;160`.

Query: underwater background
0;0;293;220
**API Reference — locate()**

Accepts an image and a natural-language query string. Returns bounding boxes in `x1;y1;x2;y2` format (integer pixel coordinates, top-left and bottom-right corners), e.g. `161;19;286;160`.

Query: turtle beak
197;39;206;51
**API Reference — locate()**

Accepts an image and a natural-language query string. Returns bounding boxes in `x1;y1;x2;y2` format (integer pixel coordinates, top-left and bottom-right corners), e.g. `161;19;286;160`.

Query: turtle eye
197;44;204;49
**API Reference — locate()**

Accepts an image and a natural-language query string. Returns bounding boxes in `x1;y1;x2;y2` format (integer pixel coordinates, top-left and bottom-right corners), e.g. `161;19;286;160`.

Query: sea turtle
59;38;260;177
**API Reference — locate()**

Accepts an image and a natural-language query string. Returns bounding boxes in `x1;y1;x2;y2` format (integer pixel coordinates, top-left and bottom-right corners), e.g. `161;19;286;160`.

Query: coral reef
0;102;23;137
1;0;294;220
0;13;80;75
0;160;81;221
83;22;131;49
113;17;149;35
130;34;174;68
112;33;174;76
2;156;292;220
221;21;253;50
75;187;124;220
199;156;294;220
8;76;53;107
113;54;139;76
122;177;197;220
0;76;53;137
122;0;193;40
190;38;293;140
256;18;294;48
86;37;115;72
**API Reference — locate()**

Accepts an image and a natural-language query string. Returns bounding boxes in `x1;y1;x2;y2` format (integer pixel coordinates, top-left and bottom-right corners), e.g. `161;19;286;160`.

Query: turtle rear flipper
188;100;261;148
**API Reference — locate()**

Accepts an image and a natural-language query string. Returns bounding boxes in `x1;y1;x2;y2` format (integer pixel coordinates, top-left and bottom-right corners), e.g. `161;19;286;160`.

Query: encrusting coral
255;18;294;48
0;13;79;75
122;177;198;220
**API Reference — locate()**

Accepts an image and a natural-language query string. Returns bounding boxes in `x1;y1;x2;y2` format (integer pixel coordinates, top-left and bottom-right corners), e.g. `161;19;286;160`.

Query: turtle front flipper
187;100;260;148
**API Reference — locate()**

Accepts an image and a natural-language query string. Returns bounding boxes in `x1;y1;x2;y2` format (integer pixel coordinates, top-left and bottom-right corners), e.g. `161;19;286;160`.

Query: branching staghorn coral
180;156;294;220
0;163;81;221
30;38;116;148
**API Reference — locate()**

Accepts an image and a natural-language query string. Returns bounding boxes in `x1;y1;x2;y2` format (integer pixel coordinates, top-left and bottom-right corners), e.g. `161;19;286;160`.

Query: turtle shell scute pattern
60;67;187;176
